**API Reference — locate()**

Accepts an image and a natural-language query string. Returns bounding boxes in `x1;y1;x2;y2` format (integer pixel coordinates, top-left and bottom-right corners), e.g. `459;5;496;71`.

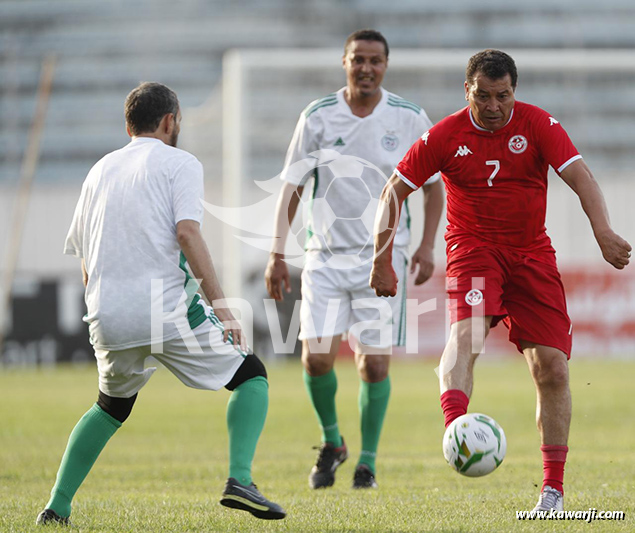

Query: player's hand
596;229;632;269
213;306;248;352
370;260;398;297
265;253;291;300
411;243;435;285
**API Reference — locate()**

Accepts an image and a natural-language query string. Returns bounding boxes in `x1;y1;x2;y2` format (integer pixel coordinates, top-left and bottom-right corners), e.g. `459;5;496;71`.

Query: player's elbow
176;220;201;247
379;178;399;204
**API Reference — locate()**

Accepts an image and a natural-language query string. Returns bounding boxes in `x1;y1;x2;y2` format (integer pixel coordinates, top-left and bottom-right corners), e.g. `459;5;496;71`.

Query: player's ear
125;123;132;137
163;113;174;134
464;81;470;101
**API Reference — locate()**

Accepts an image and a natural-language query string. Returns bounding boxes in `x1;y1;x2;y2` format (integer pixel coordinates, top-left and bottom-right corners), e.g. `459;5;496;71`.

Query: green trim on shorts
396;254;408;346
179;252;207;330
207;309;248;357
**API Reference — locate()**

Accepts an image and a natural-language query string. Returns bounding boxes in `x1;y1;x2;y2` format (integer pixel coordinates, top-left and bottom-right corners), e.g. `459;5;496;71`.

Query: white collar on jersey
468;107;514;132
130;136;164;144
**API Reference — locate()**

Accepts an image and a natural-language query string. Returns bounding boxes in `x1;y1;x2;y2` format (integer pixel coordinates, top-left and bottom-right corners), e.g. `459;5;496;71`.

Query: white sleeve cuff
63;246;83;258
557;154;583;174
395;168;419;190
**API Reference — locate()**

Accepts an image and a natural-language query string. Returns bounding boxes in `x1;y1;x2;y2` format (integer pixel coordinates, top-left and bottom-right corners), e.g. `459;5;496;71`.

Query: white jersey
280;87;439;254
64;137;206;351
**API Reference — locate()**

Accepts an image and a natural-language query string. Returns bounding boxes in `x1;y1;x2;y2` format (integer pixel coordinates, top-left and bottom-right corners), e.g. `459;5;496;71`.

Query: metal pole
0;54;57;360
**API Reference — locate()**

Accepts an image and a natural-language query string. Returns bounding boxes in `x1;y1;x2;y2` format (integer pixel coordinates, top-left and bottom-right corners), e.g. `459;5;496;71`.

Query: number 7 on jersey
486;160;500;187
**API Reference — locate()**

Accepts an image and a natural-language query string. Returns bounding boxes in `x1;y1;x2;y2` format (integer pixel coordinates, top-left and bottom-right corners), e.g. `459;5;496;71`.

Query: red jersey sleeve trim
557;154;583;174
395;168;419;190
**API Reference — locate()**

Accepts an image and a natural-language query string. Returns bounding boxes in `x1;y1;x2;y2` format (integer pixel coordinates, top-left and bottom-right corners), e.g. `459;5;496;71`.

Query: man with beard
36;82;285;525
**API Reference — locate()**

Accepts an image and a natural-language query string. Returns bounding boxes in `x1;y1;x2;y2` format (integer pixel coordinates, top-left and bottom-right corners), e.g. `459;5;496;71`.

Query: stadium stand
1;0;635;184
1;0;634;363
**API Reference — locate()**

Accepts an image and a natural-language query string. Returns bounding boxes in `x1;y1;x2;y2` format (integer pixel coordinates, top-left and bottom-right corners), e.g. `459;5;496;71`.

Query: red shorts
446;236;572;357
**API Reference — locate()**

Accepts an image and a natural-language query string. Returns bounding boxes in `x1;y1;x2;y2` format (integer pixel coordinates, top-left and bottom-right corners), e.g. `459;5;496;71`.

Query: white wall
1;173;633;281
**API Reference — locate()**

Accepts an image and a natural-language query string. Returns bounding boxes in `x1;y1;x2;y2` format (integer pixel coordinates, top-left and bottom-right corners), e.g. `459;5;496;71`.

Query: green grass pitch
1;357;633;532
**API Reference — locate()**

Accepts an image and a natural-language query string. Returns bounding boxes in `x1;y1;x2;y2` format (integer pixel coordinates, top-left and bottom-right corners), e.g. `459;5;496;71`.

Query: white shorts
95;308;247;398
299;248;408;348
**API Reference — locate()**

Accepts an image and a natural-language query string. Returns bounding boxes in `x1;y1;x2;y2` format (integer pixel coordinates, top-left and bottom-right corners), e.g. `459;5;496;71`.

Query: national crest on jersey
396;101;581;250
508;135;528;154
281;87;438;253
381;132;399;151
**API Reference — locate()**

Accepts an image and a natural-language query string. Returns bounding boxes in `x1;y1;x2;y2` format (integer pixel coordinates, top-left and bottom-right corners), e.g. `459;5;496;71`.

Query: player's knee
532;353;569;388
359;365;388;383
544;359;569;387
356;353;389;382
224;353;268;391
97;391;137;423
301;343;336;376
302;354;333;376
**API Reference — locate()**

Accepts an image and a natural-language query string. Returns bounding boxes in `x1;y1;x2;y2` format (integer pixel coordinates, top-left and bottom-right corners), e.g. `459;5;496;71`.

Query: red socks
541;445;568;493
440;389;469;428
441;391;567;494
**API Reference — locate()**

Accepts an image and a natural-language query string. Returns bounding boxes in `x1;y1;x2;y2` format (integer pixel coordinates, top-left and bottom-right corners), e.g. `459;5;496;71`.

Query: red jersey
396;101;581;250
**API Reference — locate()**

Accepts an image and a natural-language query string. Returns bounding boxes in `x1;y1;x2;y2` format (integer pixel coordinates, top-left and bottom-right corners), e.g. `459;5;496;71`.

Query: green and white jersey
64;137;206;351
280;87;439;254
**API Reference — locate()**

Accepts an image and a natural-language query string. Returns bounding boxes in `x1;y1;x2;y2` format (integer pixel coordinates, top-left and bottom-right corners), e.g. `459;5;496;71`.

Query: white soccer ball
442;413;507;477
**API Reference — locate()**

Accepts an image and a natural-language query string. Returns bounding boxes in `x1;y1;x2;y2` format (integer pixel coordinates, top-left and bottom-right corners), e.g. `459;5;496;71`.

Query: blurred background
1;0;634;365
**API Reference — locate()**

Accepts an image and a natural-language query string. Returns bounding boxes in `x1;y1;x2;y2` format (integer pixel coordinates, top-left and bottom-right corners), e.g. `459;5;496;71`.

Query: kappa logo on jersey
508;135;528;154
465;289;483;306
549;117;559;126
421;131;430;145
381;132;399;151
454;145;473;157
334;137;346;147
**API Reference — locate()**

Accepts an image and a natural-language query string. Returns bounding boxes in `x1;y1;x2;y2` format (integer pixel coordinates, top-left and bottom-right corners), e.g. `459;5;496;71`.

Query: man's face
465;73;515;131
342;39;388;98
169;110;181;147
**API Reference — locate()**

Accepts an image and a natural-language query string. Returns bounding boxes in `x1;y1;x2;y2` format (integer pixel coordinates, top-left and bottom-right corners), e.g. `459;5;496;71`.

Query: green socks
358;376;391;474
303;369;342;447
303;370;391;472
46;404;121;518
226;376;269;486
44;377;269;517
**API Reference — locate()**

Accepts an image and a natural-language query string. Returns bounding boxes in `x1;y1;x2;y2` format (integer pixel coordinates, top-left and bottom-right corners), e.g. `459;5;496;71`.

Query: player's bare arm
410;177;444;285
81;259;88;287
176;219;247;349
265;181;304;300
370;173;414;296
559;159;632;269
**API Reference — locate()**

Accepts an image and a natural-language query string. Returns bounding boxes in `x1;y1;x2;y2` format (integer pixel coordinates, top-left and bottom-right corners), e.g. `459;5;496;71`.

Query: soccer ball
442;413;507;477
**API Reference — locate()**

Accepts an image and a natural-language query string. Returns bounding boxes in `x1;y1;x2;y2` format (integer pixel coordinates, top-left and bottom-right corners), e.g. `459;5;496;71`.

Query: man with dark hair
465;49;518;88
371;49;631;511
343;29;390;59
36;82;285;525
265;30;443;490
124;82;180;139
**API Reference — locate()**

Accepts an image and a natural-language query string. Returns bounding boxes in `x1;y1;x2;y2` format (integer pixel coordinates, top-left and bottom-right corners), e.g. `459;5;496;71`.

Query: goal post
218;47;635;301
179;48;635;358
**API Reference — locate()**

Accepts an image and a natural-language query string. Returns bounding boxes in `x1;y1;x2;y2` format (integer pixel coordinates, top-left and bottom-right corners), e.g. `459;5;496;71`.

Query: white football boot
532;485;564;512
